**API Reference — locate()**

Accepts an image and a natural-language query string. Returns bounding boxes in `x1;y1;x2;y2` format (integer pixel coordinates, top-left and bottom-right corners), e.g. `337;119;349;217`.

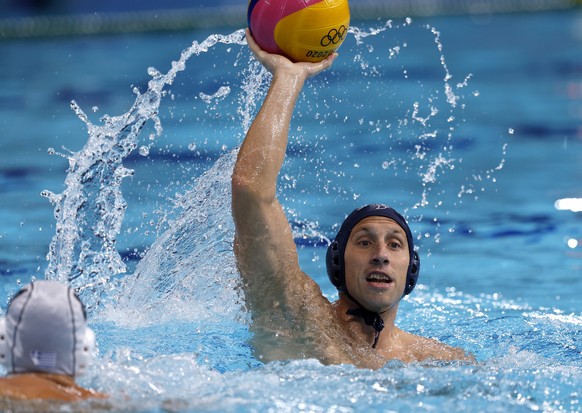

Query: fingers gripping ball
248;0;350;62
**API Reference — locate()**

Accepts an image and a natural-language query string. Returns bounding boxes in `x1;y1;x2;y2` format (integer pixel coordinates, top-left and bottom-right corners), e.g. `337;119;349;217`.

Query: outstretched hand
246;29;336;80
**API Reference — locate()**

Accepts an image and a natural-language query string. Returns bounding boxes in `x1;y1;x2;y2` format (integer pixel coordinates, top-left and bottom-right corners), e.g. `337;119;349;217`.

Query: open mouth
366;272;394;284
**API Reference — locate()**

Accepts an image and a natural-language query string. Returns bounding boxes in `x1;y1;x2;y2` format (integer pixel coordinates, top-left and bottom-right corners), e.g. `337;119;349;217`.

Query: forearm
233;70;306;198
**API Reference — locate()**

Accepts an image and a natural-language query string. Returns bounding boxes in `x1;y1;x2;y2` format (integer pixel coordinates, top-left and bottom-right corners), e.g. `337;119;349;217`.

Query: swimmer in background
231;30;474;369
0;280;106;401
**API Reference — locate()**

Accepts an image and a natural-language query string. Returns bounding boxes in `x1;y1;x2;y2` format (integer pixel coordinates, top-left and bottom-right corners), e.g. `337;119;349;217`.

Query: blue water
1;9;582;412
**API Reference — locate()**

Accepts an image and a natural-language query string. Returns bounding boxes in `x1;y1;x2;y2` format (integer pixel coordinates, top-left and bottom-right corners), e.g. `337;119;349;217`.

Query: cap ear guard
67;286;95;377
0;288;28;374
403;250;420;296
0;317;9;371
326;240;344;292
74;326;95;376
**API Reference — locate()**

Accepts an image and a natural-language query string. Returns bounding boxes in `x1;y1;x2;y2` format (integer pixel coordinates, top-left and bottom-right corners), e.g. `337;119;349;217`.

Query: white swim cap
0;280;95;376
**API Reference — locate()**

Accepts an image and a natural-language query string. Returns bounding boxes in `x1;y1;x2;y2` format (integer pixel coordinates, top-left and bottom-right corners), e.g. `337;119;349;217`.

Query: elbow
231;174;255;202
231;172;249;195
231;172;276;205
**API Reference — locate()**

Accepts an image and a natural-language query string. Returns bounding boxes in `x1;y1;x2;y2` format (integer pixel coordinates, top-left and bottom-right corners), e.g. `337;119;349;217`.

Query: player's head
326;204;420;297
0;280;95;377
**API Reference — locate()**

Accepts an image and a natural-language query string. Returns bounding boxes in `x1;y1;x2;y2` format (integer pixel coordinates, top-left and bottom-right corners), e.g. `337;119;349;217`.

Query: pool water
1;9;581;413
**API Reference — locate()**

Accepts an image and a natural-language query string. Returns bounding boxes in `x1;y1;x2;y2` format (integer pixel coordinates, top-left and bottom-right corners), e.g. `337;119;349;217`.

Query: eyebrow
351;226;405;237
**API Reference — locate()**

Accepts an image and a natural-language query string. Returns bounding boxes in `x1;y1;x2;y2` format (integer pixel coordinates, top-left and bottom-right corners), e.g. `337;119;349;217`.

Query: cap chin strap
344;292;389;349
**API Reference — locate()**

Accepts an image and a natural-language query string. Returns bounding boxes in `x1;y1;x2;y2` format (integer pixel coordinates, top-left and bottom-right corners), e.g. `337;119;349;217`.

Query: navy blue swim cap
326;204;420;296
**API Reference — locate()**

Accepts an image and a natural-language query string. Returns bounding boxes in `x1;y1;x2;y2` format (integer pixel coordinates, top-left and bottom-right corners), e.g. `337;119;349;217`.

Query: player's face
343;216;409;313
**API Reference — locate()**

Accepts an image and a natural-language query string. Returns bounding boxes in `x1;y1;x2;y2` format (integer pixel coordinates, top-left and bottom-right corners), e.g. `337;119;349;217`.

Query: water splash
349;20;393;45
42;29;247;310
104;47;274;326
107;150;247;327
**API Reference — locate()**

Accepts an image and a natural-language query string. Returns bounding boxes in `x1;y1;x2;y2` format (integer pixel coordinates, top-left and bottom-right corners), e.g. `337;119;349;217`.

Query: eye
389;241;403;249
358;239;372;247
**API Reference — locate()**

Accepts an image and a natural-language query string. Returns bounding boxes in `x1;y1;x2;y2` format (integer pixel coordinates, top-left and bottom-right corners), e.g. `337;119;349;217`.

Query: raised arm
232;31;336;321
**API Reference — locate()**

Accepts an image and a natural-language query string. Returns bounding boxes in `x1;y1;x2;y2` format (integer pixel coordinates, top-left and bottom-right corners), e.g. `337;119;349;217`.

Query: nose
371;244;390;265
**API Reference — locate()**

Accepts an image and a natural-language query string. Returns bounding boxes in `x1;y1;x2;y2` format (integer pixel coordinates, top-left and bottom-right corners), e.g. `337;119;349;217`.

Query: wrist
272;69;306;94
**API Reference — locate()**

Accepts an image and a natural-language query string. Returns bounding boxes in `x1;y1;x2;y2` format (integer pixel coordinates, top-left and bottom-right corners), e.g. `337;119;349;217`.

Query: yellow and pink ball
248;0;350;63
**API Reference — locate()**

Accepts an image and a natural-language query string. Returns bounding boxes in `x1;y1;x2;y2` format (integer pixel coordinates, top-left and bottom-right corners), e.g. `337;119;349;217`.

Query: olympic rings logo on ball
320;25;347;47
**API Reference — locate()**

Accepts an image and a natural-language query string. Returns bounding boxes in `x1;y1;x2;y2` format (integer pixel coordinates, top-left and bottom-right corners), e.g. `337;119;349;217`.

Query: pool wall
0;0;580;39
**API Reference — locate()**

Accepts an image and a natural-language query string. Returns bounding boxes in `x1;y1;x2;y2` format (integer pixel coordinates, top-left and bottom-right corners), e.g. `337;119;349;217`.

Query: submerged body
232;31;472;368
244;216;470;368
0;373;106;401
249;297;469;369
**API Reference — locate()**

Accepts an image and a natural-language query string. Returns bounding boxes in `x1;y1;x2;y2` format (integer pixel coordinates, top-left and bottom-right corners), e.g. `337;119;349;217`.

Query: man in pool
0;280;106;401
231;30;473;369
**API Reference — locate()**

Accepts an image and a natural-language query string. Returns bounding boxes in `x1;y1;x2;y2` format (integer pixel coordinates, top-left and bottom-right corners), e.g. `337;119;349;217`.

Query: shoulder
0;374;107;401
249;271;353;363
0;375;43;398
399;331;475;363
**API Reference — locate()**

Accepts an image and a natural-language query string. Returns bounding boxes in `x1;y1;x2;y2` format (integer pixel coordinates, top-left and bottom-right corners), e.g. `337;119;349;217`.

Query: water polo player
0;280;106;401
231;30;473;368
